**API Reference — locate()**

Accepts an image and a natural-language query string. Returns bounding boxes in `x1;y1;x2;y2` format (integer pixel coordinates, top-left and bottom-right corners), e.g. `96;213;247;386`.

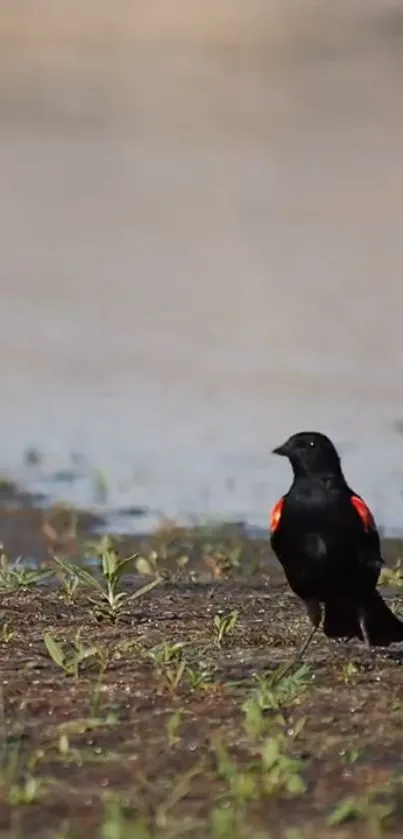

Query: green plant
147;642;188;693
0;553;52;591
340;747;360;765
154;762;204;830
202;543;242;578
99;796;151;839
166;709;184;747
135;552;160;578
44;631;100;677
7;774;44;805
0;695;44;808
147;642;187;665
243;664;311;732
210;806;239;839
53;544;161;620
214;740;258;806
327;783;399;837
379;560;403;588
53;555;81;602
340;661;359;684
210;806;268;839
213;730;306;810
163;660;187;693
260;734;306;796
1;622;14;642
213;610;239;645
186;662;214;690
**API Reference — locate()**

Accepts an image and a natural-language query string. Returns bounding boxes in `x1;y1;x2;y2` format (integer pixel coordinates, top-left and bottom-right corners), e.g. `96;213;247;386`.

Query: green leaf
111;592;127;605
213;740;236;782
286;773;306;795
74;647;99;665
135;557;154;577
44;633;65;668
327;797;359;826
261;737;280;769
125;576;161;602
75;567;105;594
114;554;137;581
101;549;118;581
291;716;307;739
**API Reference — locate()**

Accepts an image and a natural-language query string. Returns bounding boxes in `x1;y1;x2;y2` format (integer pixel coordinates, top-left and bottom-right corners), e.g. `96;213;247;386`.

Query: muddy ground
0;485;403;837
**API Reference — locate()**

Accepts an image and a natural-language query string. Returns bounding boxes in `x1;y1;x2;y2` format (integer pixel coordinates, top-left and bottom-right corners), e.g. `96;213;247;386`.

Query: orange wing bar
350;495;375;530
270;496;285;533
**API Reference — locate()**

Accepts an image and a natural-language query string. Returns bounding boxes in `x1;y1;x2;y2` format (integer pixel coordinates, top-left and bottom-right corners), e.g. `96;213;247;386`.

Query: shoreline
0;475;403;569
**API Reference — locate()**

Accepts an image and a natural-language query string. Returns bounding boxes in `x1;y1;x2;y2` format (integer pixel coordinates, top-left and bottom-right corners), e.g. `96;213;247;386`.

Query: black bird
270;430;403;655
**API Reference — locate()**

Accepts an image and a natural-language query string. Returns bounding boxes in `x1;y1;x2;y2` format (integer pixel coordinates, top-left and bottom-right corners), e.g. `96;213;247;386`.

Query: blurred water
1;2;403;532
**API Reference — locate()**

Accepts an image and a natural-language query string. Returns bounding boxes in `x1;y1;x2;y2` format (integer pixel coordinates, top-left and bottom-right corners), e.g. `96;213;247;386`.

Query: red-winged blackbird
270;431;403;654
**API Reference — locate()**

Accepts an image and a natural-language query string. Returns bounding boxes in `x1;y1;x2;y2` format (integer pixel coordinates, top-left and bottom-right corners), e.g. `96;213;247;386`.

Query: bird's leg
296;624;318;659
358;608;371;648
272;599;321;684
296;599;322;660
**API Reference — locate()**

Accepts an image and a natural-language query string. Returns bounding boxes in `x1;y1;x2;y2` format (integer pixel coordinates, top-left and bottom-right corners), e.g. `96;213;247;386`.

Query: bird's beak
272;441;288;457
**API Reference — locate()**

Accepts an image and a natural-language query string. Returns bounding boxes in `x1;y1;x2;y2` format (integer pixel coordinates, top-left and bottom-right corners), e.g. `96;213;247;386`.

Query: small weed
147;642;213;694
0;623;14;642
249;663;310;712
53;555;81;602
99;795;150;839
214;739;258;805
154;762;204;830
44;631;100;677
166;709;184;747
340;661;359;684
0;553;52;591
213;610;239;645
186;662;214;690
7;774;44;805
214;730;306;808
163;660;187;694
340;747;361;765
243;664;310;740
380;560;403;588
203;545;242;578
260;734;306;795
327;781;400;836
392;698;403;719
210;806;268;839
147;642;187;665
56;715;118;738
0;695;44;808
210;806;239;839
147;643;188;693
53;543;161;621
135;552;160;578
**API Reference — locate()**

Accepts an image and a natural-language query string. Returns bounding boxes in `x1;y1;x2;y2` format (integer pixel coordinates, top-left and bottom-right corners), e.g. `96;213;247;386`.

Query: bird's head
272;431;342;478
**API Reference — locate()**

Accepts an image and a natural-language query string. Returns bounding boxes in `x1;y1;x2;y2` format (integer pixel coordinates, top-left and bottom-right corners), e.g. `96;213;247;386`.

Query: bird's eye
308;440;315;447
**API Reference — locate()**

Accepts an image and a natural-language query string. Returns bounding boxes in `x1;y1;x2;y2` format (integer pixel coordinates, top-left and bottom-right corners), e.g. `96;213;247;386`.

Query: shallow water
1;2;403;532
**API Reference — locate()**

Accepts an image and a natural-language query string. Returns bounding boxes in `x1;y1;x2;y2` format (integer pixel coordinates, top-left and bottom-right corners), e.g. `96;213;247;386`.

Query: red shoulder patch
350;495;375;531
270;496;285;533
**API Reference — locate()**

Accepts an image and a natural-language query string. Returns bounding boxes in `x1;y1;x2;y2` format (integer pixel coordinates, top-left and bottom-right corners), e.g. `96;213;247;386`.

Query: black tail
323;591;403;646
361;589;403;646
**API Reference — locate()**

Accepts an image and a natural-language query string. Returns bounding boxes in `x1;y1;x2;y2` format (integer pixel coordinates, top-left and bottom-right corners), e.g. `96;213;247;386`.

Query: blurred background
1;1;403;531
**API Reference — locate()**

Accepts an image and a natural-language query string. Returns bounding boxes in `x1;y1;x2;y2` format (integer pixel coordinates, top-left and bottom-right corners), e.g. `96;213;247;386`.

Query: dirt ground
0;488;403;837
